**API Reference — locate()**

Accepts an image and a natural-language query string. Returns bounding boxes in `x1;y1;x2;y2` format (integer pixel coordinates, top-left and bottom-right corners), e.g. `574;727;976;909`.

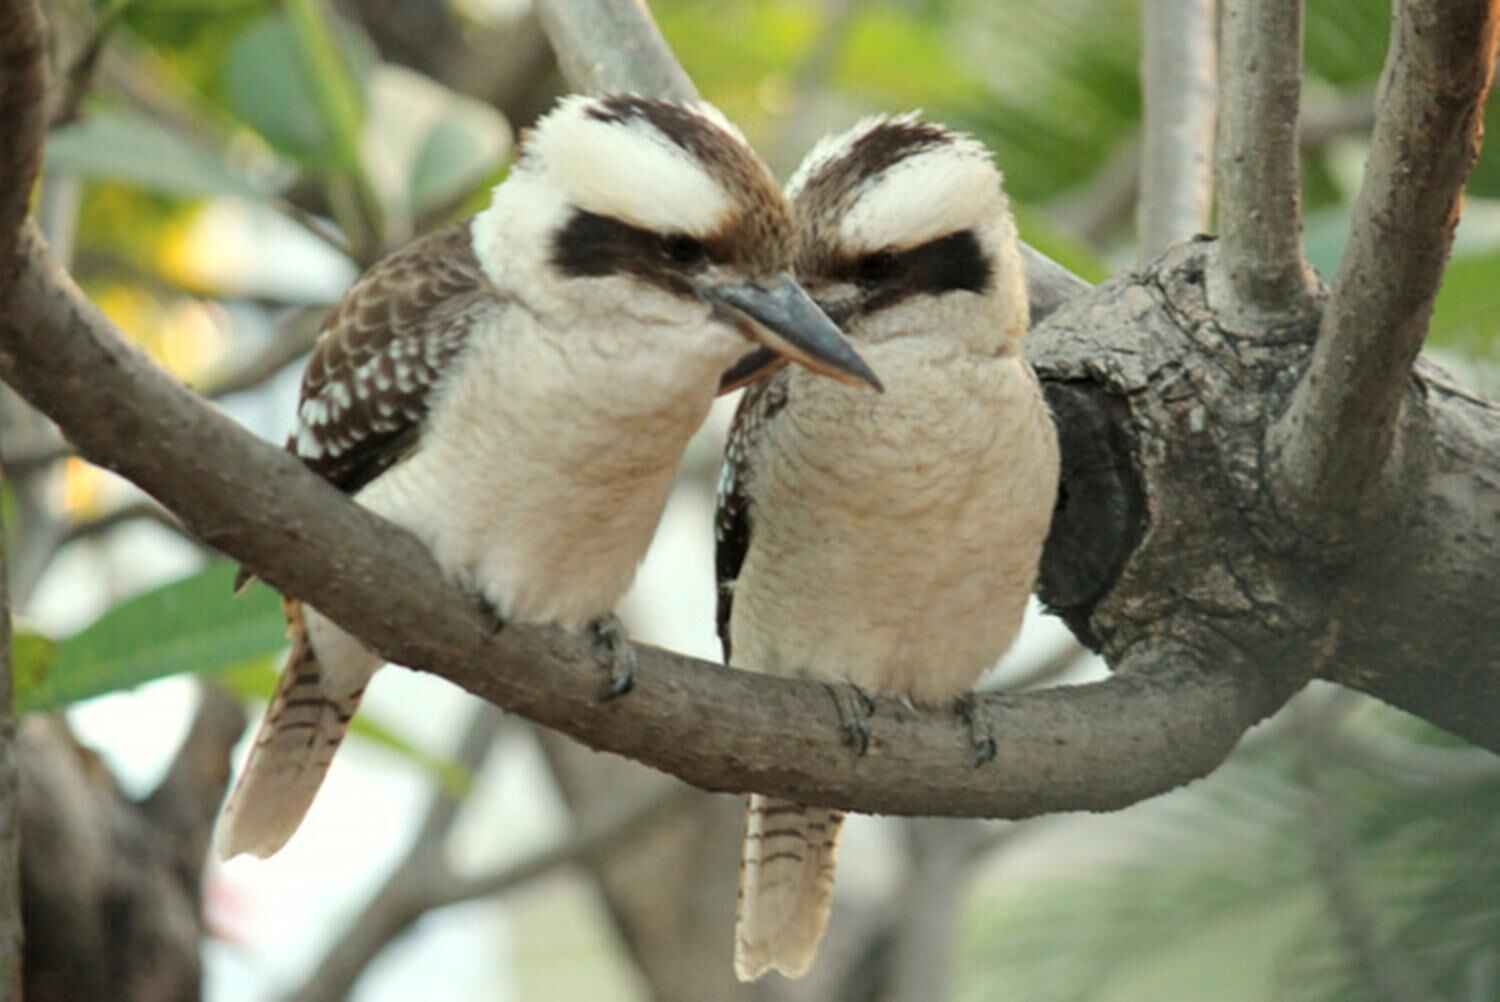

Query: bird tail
734;794;845;981
214;599;374;860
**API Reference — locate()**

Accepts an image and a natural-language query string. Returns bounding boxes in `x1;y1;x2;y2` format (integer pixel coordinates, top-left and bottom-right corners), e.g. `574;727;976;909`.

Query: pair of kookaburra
214;93;1059;981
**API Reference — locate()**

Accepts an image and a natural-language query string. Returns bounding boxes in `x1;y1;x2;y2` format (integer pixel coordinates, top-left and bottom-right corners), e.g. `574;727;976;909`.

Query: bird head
785;113;1028;357
474;94;880;391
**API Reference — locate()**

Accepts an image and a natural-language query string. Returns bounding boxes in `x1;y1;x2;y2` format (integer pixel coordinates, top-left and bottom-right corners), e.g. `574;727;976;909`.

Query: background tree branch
1212;0;1316;321
0;454;22;1002
1137;0;1216;263
1270;0;1500;534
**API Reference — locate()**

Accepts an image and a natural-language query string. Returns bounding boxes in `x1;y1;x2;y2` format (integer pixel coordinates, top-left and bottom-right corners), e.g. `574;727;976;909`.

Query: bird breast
359;307;731;630
732;345;1059;703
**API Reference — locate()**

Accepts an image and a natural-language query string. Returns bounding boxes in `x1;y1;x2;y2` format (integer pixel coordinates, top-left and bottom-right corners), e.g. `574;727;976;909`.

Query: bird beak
703;273;883;392
717;347;786;395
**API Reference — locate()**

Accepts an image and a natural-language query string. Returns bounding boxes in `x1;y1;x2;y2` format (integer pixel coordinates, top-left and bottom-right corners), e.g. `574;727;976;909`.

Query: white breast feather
357;306;742;631
731;345;1059;704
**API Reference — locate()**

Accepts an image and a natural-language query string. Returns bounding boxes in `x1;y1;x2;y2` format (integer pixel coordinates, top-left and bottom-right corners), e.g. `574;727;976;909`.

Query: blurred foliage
14;562;285;714
957;702;1500;1001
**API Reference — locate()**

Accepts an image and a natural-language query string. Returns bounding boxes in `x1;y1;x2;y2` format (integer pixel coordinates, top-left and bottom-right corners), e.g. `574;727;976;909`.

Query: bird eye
854;251;898;284
661;233;707;266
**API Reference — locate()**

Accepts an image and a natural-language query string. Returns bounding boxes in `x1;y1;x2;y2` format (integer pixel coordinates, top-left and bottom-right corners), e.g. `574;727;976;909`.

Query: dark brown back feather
290;222;502;494
715;370;791;662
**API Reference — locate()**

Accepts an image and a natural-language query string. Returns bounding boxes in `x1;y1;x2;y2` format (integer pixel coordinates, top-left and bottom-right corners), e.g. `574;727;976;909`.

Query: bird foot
472;592;507;635
824;682;876;756
588;614;636;701
955;693;997;767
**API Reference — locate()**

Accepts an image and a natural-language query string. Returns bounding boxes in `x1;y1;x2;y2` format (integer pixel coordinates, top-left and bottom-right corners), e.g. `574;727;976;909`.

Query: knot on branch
1032;239;1332;671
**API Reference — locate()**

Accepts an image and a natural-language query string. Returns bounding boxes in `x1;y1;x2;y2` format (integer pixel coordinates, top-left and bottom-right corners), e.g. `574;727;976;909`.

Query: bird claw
473;593;506;635
955;693;997;768
588;614;636;701
825;682;875;757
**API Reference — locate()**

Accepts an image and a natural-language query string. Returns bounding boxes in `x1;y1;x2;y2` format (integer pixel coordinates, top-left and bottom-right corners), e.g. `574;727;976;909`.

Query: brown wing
290;222;502;494
714;369;790;663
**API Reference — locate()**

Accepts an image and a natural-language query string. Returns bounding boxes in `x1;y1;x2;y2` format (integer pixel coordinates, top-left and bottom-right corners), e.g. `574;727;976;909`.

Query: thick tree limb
1137;0;1216;264
0;4;43;992
0;0;1247;822
1270;1;1500;533
1034;239;1500;753
1212;0;1315;320
0;224;1290;814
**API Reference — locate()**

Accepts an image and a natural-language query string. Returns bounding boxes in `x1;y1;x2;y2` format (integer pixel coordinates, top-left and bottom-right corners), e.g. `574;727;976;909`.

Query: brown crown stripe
572;96;792;278
794;117;954;233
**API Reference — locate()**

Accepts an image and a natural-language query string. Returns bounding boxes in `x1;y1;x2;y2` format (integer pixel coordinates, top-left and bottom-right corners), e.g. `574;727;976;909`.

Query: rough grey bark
1035;239;1500;752
1270;0;1500;536
0;2;45;995
1137;0;1216;263
1212;0;1315;320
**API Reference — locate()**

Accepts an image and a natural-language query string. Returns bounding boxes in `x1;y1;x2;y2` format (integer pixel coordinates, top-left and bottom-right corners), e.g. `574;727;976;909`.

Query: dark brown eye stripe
577;96;795;278
551;209;704;298
829;228;991;315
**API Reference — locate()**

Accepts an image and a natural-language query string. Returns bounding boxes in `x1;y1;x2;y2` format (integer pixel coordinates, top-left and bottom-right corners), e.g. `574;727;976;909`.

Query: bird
716;113;1060;980
213;93;881;862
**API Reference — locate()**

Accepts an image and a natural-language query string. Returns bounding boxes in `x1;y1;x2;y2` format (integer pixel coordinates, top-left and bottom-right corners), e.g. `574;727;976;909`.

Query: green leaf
12;630;57;707
44;109;273;199
222;11;373;168
19;562;286;714
406;104;509;217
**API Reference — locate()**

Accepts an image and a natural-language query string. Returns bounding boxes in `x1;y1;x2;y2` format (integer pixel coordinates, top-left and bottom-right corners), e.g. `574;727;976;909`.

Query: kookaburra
716;115;1060;980
214;94;880;862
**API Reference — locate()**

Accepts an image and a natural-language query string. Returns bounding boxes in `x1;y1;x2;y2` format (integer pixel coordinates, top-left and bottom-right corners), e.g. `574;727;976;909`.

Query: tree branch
1056;89;1376;246
532;0;698;103
0;226;1293;816
291;705;511;1002
1137;0;1216;264
1270;1;1500;533
0;458;23;1002
0;0;1293;824
0;4;44;989
1212;0;1315;320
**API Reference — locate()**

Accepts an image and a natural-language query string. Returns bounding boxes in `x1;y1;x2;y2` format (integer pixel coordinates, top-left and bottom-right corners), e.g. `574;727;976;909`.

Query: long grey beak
705;273;883;392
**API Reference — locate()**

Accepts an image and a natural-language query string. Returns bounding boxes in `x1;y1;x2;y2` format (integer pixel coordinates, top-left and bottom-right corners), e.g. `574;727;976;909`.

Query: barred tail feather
214;601;373;860
734;794;844;981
